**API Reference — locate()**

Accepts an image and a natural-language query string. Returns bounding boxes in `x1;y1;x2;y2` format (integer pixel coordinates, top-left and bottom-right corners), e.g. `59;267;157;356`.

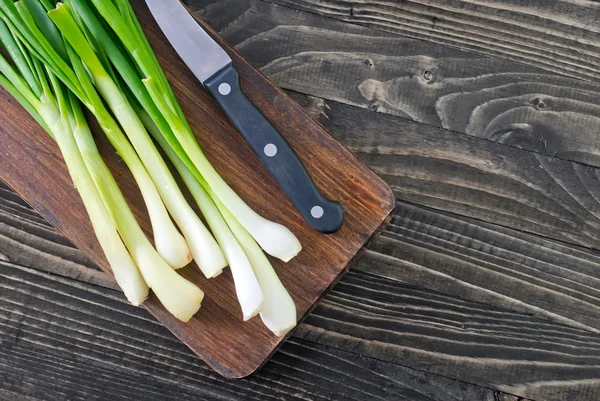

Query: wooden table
2;1;600;400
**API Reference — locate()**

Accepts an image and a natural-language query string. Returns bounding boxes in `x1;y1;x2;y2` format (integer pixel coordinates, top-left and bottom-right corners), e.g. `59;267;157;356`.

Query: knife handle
205;63;345;234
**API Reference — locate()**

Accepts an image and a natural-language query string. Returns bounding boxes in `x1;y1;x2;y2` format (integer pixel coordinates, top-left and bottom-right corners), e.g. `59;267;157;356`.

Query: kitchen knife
145;0;345;234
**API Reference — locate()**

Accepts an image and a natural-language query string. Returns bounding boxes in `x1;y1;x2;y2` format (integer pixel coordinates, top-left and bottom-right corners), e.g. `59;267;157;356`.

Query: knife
145;0;345;234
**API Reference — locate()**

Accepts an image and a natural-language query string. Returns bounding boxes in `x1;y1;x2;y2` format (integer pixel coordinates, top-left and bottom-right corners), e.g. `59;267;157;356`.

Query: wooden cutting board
0;0;395;378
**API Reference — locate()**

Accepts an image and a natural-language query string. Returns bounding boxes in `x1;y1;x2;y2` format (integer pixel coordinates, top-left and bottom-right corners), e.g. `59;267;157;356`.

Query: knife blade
145;0;345;234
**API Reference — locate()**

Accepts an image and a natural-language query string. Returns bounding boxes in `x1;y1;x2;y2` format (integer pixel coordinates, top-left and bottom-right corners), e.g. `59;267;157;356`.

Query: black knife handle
205;63;345;233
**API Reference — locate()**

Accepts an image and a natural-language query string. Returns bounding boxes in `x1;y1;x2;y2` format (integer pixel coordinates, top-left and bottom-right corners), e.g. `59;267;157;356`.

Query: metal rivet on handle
264;143;278;157
311;206;324;219
218;83;231;95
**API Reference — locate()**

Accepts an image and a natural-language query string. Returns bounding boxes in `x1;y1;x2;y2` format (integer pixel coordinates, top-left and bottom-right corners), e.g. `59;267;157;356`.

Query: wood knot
422;69;435;83
531;97;550;110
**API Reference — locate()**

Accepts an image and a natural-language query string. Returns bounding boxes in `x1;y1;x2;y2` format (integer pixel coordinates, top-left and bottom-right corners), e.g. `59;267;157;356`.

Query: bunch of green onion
0;0;300;336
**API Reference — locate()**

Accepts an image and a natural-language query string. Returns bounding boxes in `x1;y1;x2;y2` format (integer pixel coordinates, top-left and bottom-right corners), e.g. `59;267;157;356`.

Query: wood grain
0;182;101;284
300;271;600;401
3;70;599;401
0;260;521;401
191;0;600;169
0;0;394;378
1;0;599;399
366;204;600;332
296;91;600;328
251;0;600;80
11;86;600;335
0;167;594;400
259;0;600;82
290;91;600;248
4;83;600;399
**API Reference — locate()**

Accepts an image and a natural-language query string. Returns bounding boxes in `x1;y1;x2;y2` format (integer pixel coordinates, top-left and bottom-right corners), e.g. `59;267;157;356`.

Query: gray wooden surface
2;0;600;400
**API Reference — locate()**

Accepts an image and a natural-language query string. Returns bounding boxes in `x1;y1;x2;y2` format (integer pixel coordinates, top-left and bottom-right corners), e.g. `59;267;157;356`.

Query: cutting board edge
217;198;397;379
0;171;395;379
184;7;400;378
0;1;399;379
1;122;397;380
0;84;397;381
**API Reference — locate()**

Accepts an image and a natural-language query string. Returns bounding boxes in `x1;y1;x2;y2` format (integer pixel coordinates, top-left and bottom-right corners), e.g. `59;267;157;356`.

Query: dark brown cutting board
0;0;395;378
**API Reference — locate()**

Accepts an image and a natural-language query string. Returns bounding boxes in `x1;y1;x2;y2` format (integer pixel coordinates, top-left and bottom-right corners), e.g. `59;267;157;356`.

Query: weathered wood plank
256;0;600;82
0;182;113;290
9;100;600;334
0;0;396;378
1;259;583;400
290;92;600;250
12;64;600;331
366;205;600;332
291;92;600;333
189;0;600;169
0;188;594;400
299;270;600;401
0;391;44;401
1;1;598;398
2;90;600;398
0;262;519;401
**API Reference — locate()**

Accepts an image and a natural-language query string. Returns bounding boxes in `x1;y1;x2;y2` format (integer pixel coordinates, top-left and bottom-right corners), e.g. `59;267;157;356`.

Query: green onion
0;32;149;306
0;0;205;321
66;36;193;270
137;105;264;321
66;90;203;321
219;202;297;336
49;3;227;277
87;0;302;263
0;0;303;333
67;0;299;328
0;0;194;270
